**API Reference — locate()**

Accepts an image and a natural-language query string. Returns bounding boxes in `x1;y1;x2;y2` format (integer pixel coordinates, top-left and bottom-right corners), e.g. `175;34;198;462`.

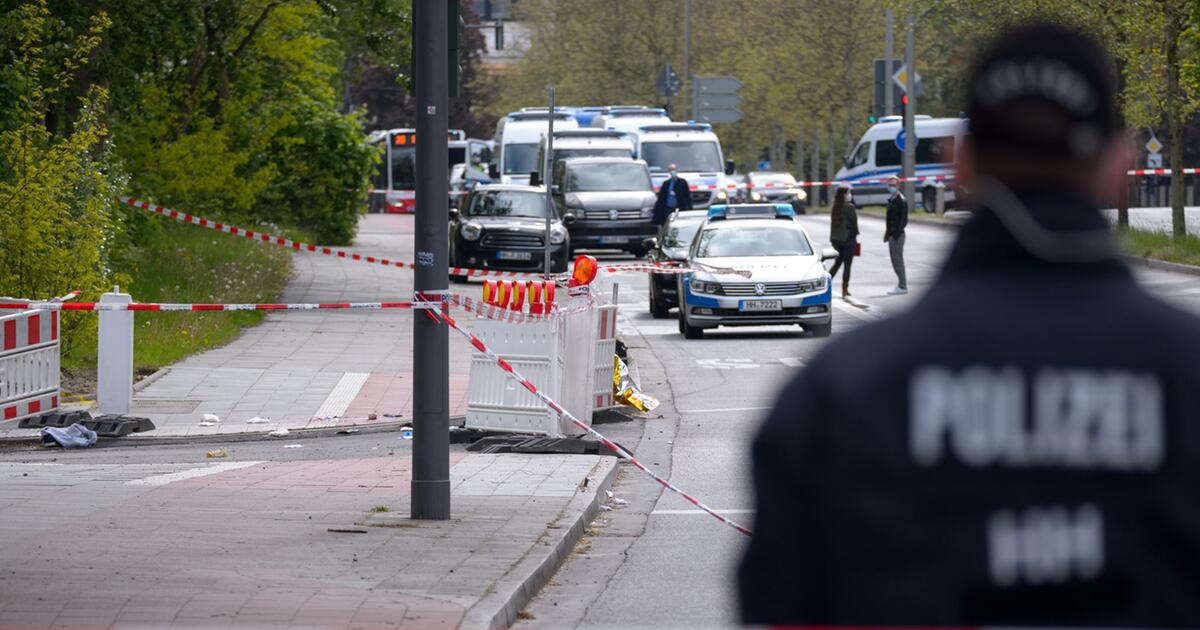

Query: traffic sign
892;64;923;96
1148;153;1163;168
695;108;743;124
656;63;682;97
697;93;741;109
693;75;743;124
695;76;741;93
895;128;917;151
1146;136;1163;154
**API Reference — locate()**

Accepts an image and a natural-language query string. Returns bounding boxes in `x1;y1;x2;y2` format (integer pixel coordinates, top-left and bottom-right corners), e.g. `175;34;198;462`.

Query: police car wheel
649;283;669;319
808;322;832;337
680;313;704;339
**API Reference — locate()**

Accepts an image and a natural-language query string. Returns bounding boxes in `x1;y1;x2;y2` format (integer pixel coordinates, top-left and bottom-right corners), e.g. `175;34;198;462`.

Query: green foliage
1119;227;1200;267
0;1;119;359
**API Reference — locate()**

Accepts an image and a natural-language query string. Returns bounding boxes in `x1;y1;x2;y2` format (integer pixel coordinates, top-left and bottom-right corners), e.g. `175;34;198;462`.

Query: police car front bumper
682;281;833;328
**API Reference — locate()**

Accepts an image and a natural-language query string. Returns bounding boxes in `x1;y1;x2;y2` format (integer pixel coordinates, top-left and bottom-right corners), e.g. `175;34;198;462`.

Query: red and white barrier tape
1126;168;1200;176
421;297;753;537
0;301;425;312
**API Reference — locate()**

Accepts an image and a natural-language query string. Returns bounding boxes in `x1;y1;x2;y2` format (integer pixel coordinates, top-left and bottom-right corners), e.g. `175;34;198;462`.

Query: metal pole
544;86;555;279
902;14;916;205
884;8;894;116
411;0;450;521
683;0;690;120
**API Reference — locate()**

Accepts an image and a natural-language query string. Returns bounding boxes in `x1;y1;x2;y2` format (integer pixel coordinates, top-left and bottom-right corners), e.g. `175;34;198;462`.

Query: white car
677;204;838;339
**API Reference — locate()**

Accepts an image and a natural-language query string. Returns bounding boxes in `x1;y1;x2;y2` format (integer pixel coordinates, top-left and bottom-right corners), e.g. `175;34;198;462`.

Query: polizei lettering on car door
907;365;1165;588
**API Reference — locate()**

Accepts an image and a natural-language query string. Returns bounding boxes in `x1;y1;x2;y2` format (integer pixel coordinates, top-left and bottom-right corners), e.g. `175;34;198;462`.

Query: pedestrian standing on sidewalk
652;163;693;226
827;183;858;298
741;21;1200;626
884;174;908;294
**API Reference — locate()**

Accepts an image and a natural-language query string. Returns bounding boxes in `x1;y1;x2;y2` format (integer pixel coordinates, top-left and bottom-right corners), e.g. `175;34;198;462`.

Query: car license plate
740;299;782;312
599;235;628;244
497;250;532;261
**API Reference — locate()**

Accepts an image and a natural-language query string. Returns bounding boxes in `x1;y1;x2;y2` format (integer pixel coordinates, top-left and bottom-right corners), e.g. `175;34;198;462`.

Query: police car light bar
638;123;713;133
707;204;796;220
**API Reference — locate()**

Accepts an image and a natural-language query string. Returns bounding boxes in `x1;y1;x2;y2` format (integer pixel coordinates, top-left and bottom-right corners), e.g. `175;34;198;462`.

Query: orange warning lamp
569;255;599;288
482;280;496;304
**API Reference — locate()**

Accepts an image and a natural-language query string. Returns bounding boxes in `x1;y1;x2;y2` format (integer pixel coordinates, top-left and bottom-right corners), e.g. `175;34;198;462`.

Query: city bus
367;128;491;213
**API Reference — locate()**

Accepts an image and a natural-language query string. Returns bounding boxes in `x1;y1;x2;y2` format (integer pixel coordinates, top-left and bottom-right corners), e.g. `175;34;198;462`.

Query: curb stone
1120;254;1200;277
460;456;619;630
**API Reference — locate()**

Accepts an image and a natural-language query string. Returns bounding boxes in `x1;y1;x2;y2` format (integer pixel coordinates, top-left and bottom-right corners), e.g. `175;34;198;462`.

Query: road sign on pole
692;76;742;124
656;63;682;97
892;63;923;97
895;128;917;151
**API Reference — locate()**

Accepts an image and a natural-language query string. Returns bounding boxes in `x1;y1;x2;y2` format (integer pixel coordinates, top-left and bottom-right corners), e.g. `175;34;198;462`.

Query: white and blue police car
676;204;838;339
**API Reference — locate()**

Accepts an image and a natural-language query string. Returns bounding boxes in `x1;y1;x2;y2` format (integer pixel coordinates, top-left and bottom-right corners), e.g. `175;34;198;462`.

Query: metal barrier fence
0;309;60;422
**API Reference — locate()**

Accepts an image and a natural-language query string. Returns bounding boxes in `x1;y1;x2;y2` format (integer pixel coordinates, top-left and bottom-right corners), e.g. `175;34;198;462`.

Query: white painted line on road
125;461;264;486
652;508;755;515
313;372;370;418
696;358;759;369
677;405;772;414
619;324;679;336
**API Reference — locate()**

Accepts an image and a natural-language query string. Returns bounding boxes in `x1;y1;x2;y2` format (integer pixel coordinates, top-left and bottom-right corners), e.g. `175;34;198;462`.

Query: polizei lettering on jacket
909;366;1163;470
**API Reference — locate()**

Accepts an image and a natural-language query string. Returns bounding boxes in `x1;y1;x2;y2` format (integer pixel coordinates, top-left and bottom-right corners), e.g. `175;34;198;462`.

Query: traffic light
495;19;504;51
900;94;908;116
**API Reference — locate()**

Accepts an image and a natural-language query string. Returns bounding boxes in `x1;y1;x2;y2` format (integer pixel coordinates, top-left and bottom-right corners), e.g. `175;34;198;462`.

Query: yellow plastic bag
613;355;659;413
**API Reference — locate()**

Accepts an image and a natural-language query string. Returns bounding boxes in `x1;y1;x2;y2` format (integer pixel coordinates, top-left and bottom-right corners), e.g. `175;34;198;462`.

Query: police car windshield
466;191;548;218
696;226;812;258
503;143;539;174
566;163;651;192
641;141;722;173
663;219;703;248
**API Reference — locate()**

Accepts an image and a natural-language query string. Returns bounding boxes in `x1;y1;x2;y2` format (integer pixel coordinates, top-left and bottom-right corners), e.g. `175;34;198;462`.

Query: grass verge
1119;228;1200;267
62;220;293;379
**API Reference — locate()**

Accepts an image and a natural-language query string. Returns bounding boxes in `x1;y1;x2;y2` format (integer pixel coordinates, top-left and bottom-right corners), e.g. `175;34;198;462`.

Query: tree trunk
1166;5;1186;238
810;128;820;207
795;128;805;183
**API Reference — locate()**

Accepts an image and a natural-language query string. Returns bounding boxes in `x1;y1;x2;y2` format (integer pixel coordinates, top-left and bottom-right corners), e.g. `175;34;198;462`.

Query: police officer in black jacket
739;23;1200;626
652;163;693;226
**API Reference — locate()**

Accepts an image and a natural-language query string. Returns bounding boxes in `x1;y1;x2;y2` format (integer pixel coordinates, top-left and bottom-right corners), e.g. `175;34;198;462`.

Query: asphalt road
518;212;1200;630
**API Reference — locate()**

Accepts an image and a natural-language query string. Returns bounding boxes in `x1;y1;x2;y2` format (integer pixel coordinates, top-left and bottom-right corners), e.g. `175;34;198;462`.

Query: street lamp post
902;14;917;206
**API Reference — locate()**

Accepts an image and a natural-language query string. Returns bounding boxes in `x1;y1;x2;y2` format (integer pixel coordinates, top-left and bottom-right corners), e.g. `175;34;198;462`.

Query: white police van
835;116;967;210
635;122;735;210
533;129;635;183
589;107;671;134
491;110;579;185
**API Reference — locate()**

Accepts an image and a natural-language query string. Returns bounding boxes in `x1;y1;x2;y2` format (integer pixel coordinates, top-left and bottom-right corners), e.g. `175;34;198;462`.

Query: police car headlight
549;224;567;245
750;191;763;201
689;277;719;293
716;190;728;201
460;221;482;241
793;188;807;201
797;277;827;292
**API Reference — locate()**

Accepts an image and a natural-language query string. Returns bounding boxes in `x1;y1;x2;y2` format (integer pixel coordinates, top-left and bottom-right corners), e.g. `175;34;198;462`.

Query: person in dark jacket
651;163;692;225
827;183;858;298
884;174;909;294
740;22;1200;627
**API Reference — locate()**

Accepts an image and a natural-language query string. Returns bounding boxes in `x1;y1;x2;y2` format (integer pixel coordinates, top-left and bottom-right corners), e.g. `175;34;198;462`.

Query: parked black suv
449;185;569;282
551;157;657;256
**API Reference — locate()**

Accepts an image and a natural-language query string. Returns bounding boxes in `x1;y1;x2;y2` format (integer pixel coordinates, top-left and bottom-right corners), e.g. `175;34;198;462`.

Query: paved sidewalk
1;214;480;440
0;451;616;628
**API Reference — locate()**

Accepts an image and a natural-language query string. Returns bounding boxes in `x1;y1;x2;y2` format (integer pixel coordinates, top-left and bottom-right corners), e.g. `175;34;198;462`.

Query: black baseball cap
966;23;1120;162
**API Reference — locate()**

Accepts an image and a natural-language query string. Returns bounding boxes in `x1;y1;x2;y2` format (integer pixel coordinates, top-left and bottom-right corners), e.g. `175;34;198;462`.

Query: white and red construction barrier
0;300;424;312
426;298;752;537
0;309;60;423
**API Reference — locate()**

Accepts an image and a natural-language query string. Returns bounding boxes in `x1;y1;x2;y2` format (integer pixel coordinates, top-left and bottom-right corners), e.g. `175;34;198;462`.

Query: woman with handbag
827;183;859;298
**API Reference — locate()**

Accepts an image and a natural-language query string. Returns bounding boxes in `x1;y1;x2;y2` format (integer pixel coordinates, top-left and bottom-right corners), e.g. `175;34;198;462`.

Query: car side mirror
821;247;839;261
529;171;541;187
551;184;561;195
724;159;736;176
562;213;576;225
488;164;499;179
642;237;658;252
449;207;459;219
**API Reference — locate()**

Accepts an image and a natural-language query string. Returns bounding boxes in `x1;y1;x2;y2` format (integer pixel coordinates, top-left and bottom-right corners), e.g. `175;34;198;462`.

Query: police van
835;116;967;210
635;122;735;210
490;110;579;185
590;107;671;134
533;129;635;183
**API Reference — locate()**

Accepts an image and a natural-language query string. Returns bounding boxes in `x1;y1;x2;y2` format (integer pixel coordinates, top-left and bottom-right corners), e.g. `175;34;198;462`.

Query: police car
677;204;837;339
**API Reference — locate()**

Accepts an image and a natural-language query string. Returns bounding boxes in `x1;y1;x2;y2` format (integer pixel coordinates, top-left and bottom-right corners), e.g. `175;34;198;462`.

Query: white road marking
677;405;772;414
313;372;370;418
832;297;879;322
778;357;806;367
125;461;264;486
651;508;755;515
696;358;759;369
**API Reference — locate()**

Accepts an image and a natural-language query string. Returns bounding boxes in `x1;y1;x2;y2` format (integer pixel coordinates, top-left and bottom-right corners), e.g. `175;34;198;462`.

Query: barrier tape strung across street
1126;167;1200;176
123;196;747;281
420;294;753;537
0;301;426;312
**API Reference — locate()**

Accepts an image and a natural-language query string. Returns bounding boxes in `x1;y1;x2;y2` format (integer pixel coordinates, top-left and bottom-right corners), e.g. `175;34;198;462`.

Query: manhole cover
132;399;200;414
